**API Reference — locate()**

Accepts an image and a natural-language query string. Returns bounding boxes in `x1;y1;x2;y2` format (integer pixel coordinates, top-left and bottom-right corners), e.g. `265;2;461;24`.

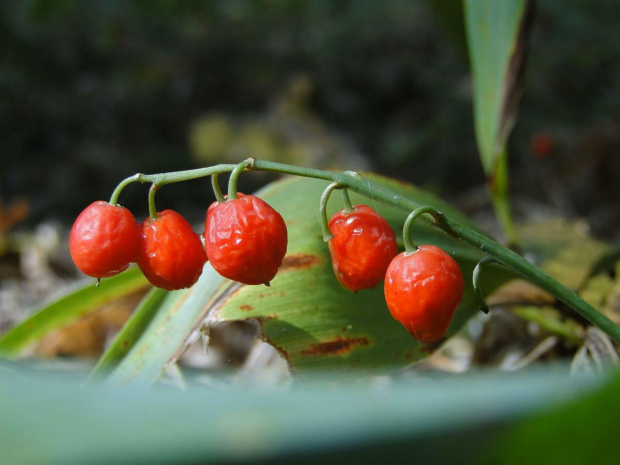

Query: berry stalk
318;182;341;242
148;184;159;220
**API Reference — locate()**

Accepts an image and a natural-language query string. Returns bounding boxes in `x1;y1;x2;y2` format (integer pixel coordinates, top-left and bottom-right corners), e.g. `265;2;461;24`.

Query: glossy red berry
69;201;140;278
328;205;398;292
205;194;287;285
384;244;464;344
137;210;207;290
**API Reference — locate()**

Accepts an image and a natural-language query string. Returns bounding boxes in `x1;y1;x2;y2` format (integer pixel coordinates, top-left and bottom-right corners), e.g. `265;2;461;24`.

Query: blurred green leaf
579;259;620;325
108;174;516;384
464;0;531;175
506;219;619;344
0;267;149;358
484;373;620;465
464;0;533;243
0;366;604;465
518;219;619;291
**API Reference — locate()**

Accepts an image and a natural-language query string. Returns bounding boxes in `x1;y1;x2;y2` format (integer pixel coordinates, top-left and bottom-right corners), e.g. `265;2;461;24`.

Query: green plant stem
148;184;159;220
341;189;354;213
109;174;140;205
402;206;454;254
318;182;340;242
472;256;498;314
211;174;225;203
489;147;518;247
109;159;620;343
227;158;254;200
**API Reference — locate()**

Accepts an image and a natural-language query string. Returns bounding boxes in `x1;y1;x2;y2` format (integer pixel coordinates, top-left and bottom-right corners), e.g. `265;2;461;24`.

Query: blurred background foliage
2;0;619;240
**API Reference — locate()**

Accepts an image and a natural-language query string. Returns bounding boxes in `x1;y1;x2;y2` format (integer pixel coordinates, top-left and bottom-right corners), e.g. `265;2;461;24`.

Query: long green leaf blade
106;269;230;386
88;287;168;380
464;0;530;174
0;267;148;358
0;366;604;465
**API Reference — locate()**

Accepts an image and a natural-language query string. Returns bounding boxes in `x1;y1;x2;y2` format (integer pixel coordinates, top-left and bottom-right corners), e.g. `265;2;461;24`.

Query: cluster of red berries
69;194;287;291
327;204;464;343
70;187;464;344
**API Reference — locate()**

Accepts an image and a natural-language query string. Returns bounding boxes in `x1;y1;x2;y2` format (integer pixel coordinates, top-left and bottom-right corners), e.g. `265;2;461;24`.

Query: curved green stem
402;206;454;254
148;184;159;220
228;158;254;200
341;189;354;213
473;256;498;314
319;182;341;242
108;159;620;343
211;174;225;203
109;174;141;205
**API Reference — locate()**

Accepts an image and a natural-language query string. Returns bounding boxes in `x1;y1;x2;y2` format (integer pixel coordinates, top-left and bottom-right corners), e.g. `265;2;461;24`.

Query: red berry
384;245;464;344
137;210;207;290
205;194;287;285
328;205;398;292
69;201;140;278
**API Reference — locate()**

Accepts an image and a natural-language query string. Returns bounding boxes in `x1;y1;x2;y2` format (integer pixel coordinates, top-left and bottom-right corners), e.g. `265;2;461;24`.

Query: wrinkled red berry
69;201;140;278
328;205;398;292
205;194;287;285
137;210;207;290
384;244;464;344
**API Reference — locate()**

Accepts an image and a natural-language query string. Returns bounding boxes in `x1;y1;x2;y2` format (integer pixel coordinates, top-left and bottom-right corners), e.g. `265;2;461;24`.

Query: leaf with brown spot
301;337;370;356
208;175;516;375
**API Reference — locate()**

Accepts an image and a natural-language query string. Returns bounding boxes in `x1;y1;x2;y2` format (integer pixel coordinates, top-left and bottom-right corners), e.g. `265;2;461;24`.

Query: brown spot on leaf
301;336;369;356
240;304;253;311
279;253;321;271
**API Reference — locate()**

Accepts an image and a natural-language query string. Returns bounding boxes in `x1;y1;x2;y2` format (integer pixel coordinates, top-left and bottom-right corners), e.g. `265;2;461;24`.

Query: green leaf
213;175;515;375
464;0;531;175
485;373;620;465
464;0;533;244
0;366;606;465
106;271;229;386
108;174;516;384
88;287;168;380
0;267;149;359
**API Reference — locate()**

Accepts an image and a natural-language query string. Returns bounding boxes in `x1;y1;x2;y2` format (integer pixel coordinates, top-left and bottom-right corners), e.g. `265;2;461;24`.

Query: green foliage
464;0;529;175
89;287;168;379
0;364;608;465
484;373;620;465
464;0;532;243
0;268;148;358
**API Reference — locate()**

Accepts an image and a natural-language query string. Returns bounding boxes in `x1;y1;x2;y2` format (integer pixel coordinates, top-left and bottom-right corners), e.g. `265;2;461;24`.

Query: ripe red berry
384;244;464;344
328;205;398;292
205;194;287;285
69;201;140;278
137;210;207;290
